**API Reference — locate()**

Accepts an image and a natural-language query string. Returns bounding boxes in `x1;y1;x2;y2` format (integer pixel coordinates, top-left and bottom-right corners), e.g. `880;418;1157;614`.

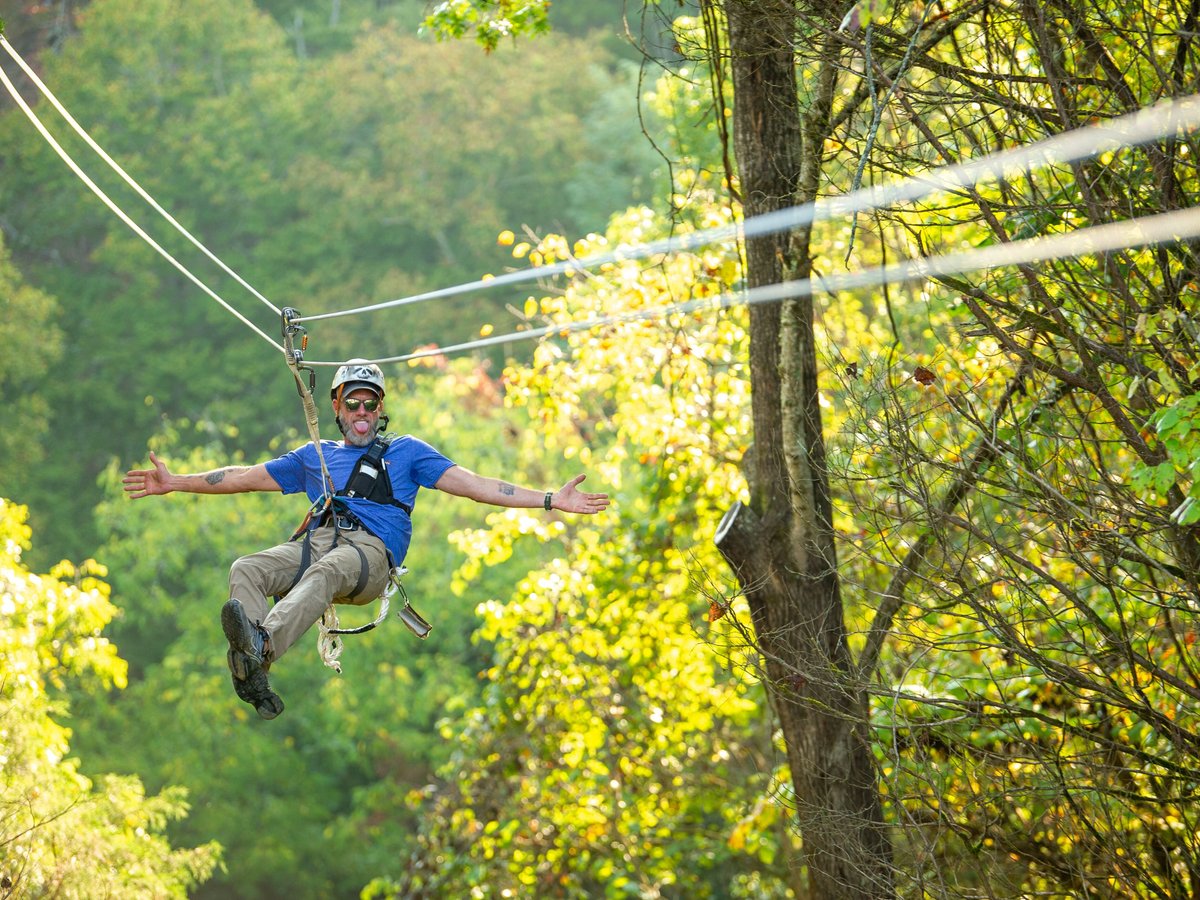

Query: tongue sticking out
353;420;371;435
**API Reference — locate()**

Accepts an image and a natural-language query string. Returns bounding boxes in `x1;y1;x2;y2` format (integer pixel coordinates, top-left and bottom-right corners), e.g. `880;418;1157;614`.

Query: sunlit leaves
422;0;551;52
0;499;219;896
1136;393;1200;524
386;182;783;897
802;0;1200;891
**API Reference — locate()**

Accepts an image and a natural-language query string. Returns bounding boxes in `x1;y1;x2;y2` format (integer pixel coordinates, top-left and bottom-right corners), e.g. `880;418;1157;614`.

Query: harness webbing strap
336;434;413;515
278;307;344;603
346;539;370;599
281;308;336;500
317;568;406;673
278;509;371;600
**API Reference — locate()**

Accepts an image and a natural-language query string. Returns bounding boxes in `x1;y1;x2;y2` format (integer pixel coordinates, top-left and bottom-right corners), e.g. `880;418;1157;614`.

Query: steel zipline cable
4;30;1200;371
0;36;281;319
347;203;1200;366
0;40;284;354
294;94;1200;329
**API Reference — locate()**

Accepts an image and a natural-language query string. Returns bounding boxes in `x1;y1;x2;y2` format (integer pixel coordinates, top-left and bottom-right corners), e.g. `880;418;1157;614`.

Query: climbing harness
280;309;433;672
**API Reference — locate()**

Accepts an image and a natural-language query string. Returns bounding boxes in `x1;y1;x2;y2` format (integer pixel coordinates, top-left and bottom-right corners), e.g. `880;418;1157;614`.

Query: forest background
3;0;1200;898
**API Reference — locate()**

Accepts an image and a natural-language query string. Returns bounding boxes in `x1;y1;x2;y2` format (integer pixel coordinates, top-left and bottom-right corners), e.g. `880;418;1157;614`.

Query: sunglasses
342;397;380;412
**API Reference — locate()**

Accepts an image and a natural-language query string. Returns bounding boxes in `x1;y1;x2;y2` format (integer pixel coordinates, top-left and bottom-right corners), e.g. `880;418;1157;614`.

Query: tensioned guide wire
0;42;284;353
294;97;1200;327
363;204;1200;366
3;34;1198;369
0;36;280;318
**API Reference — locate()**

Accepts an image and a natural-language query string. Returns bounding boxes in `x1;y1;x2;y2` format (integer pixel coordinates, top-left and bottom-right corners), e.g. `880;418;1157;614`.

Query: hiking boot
221;599;284;720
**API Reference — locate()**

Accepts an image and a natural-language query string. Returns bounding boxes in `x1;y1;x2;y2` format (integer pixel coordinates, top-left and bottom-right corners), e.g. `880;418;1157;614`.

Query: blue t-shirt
265;436;456;563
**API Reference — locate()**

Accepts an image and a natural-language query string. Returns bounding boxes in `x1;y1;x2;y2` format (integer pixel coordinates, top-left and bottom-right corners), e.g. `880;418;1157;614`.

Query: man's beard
339;414;376;447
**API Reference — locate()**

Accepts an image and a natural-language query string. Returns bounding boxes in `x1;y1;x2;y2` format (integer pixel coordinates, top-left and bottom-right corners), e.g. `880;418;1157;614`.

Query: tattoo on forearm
205;470;227;485
498;482;516;496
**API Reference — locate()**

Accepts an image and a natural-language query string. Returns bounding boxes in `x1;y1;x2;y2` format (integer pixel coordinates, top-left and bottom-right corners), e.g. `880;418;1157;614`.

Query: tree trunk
717;2;894;896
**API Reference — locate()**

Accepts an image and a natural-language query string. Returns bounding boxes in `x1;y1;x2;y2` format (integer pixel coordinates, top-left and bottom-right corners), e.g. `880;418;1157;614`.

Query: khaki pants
228;525;391;661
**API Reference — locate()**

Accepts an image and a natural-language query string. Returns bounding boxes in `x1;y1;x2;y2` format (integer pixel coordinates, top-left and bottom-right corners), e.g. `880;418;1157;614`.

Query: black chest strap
337;435;413;515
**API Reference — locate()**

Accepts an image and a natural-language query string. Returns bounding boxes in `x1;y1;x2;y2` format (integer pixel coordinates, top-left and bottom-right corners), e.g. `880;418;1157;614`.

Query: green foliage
0;0;303;565
1136;389;1200;525
259;23;624;336
810;0;1200;893
563;59;671;231
372;185;793;898
419;0;665;53
0;498;219;897
642;14;729;180
254;0;427;58
0;232;61;495
422;0;551;52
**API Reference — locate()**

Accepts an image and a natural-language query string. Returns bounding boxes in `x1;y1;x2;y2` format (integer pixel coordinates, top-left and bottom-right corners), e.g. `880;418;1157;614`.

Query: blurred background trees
3;0;1200;897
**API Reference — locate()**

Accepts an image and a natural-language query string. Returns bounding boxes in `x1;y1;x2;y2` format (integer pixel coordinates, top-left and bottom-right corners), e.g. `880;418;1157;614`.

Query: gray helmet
330;358;386;400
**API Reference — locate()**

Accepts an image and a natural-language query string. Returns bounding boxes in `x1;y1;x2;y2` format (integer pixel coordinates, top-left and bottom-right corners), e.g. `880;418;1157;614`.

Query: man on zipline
123;359;610;719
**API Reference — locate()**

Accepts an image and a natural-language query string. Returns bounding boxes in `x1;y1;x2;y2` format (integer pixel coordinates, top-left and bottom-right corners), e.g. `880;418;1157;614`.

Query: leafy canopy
0;498;219;897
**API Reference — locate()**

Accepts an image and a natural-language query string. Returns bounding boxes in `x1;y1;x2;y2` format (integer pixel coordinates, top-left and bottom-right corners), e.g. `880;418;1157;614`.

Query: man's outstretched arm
434;467;610;515
124;450;281;499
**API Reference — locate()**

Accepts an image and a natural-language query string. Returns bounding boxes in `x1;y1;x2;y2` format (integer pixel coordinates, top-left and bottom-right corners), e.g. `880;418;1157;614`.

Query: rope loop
316;567;408;672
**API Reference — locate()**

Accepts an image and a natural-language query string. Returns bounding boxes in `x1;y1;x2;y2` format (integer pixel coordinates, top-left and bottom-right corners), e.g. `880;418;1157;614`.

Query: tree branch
858;360;1040;681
